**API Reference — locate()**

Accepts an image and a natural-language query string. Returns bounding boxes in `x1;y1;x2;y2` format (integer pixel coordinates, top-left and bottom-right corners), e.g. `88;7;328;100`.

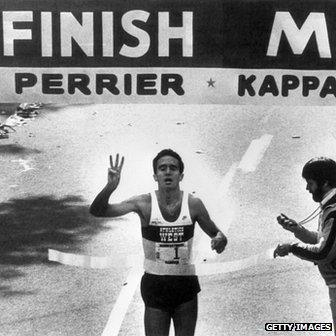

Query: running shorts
140;272;201;313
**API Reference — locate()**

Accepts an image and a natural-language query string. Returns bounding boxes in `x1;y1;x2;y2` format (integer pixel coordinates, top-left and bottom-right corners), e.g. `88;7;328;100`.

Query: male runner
90;149;227;336
274;157;336;333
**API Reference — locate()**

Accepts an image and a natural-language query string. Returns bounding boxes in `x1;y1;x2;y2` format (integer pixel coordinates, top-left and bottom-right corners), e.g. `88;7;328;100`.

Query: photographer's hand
273;243;292;258
277;213;300;233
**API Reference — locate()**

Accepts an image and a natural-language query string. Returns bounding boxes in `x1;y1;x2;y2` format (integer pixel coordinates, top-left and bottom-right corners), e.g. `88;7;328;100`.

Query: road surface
0;103;335;336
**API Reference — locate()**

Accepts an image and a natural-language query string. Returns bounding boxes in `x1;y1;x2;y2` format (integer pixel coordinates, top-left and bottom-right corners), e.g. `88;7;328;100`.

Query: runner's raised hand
107;153;124;190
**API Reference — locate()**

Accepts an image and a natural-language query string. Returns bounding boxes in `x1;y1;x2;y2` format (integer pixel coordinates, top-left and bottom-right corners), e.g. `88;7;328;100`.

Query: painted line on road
211;134;273;235
217;161;239;230
101;268;142;336
237;134;273;172
193;162;239;261
195;132;273;258
218;162;239;199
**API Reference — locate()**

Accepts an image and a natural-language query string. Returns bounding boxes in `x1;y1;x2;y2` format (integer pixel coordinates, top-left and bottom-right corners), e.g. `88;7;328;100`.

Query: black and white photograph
1;1;336;336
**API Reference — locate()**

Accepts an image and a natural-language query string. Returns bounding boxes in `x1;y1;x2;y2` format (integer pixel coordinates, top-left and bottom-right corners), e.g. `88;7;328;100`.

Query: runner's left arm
190;195;227;254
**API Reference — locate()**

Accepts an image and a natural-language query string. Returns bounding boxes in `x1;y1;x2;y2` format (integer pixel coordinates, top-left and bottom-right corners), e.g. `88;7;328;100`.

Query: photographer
275;157;336;334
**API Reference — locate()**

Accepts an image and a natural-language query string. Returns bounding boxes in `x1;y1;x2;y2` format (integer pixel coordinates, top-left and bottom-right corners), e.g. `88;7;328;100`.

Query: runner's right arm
90;187;139;217
90;154;139;217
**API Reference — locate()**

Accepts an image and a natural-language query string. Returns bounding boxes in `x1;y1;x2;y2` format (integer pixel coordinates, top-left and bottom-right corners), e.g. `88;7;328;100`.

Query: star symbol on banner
207;78;216;87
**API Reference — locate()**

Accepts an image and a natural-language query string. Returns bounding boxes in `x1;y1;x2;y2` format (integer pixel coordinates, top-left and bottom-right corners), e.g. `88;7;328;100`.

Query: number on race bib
155;243;190;265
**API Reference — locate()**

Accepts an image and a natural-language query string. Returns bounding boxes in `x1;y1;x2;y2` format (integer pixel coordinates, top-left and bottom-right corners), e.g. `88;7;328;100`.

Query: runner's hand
273;243;292;258
211;232;227;254
107;154;124;190
277;213;299;232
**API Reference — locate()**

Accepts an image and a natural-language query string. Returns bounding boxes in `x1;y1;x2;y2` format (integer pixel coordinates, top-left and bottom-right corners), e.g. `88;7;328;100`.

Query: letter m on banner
267;12;331;58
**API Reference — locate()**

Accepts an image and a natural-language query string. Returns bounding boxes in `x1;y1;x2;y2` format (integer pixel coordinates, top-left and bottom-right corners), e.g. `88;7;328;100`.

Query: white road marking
101;268;142;336
48;249;142;336
193;134;272;261
215;161;239;232
193;162;238;262
217;162;239;198
237;134;273;172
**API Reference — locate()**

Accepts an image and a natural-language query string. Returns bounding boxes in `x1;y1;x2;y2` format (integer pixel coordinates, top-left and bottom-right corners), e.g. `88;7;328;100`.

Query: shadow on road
0;194;114;296
42;103;94;113
0;144;42;155
0;103;20;116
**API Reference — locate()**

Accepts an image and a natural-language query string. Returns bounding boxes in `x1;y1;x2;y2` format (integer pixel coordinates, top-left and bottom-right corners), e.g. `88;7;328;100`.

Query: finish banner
0;0;335;105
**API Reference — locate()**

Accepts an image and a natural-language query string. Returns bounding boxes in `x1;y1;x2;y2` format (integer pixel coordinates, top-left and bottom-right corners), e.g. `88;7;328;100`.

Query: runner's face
154;156;183;189
305;178;324;202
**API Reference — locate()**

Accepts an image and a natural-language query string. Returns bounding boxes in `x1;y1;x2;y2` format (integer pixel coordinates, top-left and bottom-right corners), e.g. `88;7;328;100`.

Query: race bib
155;243;190;265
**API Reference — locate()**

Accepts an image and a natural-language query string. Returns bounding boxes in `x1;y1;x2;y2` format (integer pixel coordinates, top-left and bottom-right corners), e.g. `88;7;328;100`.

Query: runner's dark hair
153;149;184;174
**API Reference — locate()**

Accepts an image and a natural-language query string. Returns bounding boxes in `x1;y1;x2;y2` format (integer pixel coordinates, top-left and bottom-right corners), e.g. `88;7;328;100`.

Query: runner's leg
144;306;171;336
172;296;198;336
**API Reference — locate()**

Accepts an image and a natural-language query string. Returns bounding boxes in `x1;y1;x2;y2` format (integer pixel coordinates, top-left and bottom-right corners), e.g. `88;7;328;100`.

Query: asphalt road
0;103;336;336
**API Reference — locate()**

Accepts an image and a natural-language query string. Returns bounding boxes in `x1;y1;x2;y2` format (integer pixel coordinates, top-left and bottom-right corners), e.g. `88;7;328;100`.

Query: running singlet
141;191;196;276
